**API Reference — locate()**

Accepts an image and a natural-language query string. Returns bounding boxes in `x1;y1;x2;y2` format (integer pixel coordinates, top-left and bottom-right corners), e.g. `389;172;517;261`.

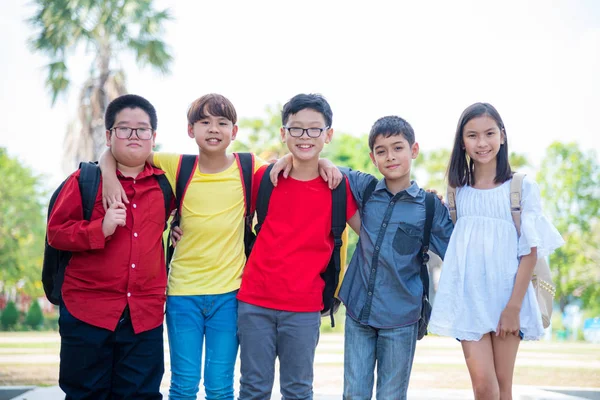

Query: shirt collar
116;162;165;180
375;179;420;198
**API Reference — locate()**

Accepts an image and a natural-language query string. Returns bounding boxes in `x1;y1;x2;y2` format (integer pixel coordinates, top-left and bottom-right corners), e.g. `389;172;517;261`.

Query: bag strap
361;178;378;213
447;185;457;224
155;174;173;226
510;172;525;236
78;162;101;221
174;155;198;216
255;164;275;236
420;192;435;298
329;178;347;326
234;152;254;218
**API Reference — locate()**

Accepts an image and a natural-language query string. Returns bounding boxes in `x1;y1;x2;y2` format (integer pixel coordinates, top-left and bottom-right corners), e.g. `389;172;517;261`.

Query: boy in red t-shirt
236;93;359;399
47;95;170;399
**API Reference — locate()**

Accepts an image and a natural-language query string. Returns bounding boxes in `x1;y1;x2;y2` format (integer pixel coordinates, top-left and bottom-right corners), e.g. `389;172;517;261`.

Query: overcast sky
1;0;598;190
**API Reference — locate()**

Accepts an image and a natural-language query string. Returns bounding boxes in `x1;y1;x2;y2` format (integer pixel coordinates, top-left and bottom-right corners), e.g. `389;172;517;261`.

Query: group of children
47;92;564;400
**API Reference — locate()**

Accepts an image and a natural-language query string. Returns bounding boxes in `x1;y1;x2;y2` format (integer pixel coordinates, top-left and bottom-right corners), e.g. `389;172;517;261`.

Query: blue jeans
343;313;418;400
237;301;321;400
166;291;239;400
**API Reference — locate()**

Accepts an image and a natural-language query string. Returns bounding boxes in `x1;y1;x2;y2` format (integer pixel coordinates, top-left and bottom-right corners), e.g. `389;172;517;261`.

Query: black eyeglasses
111;127;154;140
284;126;329;138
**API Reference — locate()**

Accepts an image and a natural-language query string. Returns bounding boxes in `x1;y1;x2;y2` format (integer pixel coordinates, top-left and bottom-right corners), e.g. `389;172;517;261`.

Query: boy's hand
102;202;127;237
426;188;445;205
496;304;520;339
270;154;294;187
102;175;129;211
318;159;342;189
170;226;183;247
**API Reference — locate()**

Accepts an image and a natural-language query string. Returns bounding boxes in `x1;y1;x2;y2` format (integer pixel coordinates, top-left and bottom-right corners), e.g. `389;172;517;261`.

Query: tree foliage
538;142;600;311
0;149;46;296
1;301;19;330
26;300;44;329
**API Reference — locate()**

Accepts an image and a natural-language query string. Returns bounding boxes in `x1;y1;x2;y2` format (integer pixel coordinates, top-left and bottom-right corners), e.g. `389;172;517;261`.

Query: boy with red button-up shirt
47;94;171;399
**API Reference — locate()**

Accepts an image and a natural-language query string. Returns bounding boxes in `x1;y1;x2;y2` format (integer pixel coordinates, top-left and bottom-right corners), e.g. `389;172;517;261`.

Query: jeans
237;301;321;400
59;302;164;400
166;291;239;400
343;313;418;400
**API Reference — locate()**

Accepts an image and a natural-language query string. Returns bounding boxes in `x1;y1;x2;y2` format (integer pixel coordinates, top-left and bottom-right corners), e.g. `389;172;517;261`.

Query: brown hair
187;93;237;125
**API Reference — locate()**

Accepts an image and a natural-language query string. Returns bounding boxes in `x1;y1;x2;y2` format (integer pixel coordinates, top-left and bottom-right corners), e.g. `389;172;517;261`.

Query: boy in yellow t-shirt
100;94;339;399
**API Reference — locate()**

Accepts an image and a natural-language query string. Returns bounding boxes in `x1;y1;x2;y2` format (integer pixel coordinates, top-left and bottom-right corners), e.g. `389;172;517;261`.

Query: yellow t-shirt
153;152;265;295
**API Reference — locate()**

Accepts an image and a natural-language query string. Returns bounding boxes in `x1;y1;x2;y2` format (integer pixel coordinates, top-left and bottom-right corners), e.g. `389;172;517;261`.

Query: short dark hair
281;94;333;127
368;116;415;151
105;94;157;130
187;94;237;125
447;102;512;188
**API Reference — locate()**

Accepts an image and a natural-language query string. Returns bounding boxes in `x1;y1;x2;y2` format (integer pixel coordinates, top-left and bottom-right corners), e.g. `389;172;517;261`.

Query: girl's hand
496;304;520;339
270;154;293;187
102;175;129;211
170;226;183;247
318;159;342;190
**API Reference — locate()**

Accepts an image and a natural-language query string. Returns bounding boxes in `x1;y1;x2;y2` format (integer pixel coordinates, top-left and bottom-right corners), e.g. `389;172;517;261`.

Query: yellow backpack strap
510;172;525;236
447;185;457;224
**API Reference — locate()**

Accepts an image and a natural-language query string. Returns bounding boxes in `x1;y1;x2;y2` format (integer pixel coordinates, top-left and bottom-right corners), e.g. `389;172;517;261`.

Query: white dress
428;176;564;341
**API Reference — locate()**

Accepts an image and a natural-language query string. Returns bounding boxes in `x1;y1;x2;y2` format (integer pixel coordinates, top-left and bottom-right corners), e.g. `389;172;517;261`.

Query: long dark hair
447;102;512;187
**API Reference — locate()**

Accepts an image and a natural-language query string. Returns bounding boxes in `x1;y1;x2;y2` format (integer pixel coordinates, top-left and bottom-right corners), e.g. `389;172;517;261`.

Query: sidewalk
5;385;600;399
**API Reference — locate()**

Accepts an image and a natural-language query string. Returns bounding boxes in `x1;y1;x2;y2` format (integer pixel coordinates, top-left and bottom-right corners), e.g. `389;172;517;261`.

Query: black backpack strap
174;155;197;215
420;192;435;296
254;164;275;236
234;152;254;217
328;178;347;327
361;178;378;213
155;174;173;226
78;162;101;220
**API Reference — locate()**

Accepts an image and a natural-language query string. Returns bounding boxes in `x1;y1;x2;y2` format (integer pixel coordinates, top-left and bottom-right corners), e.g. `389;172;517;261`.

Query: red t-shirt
237;166;358;312
47;163;172;333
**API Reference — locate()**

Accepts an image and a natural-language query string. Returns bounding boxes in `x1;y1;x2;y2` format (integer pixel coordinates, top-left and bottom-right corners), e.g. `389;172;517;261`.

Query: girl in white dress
428;103;563;400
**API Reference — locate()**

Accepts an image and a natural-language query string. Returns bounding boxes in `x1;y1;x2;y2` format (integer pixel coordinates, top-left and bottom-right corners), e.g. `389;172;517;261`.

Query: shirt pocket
392;222;422;255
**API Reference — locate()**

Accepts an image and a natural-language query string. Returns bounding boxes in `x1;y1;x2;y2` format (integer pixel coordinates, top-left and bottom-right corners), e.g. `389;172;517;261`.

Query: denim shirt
339;169;454;328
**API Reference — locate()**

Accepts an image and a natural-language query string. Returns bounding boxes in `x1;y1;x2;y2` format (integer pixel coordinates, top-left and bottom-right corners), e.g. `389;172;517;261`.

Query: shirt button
127;292;131;297
134;233;138;238
131;264;136;269
368;292;372;296
372;269;376;273
390;201;394;205
133;204;137;209
133;180;136;184
375;246;380;251
382;223;387;227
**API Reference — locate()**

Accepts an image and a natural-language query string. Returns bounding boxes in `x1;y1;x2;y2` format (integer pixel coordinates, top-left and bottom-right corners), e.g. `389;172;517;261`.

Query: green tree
1;301;19;330
29;0;173;167
537;142;600;311
232;105;287;160
26;300;44;329
0;149;47;296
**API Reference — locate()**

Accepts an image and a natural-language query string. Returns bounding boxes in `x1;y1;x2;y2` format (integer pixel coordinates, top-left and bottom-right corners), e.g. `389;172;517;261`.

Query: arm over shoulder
339;167;377;205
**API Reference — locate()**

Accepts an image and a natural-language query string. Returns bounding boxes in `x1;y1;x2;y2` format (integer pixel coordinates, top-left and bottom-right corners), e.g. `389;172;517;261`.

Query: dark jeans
59;302;164;400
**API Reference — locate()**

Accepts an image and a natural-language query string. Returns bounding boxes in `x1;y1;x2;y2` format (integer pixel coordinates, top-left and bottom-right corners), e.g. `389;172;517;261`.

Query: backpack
42;162;173;306
446;172;555;328
253;164;347;327
362;179;435;340
166;152;255;267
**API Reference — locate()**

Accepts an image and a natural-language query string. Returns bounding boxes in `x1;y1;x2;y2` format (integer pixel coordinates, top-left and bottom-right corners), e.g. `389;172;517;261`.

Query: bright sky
1;0;599;191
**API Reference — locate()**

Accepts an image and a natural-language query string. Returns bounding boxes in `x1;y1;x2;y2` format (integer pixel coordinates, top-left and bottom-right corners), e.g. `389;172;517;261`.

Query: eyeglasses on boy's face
284;126;329;138
110;127;154;140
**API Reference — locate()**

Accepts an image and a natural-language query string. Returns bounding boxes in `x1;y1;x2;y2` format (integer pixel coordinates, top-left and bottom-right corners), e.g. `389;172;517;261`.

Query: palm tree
28;0;173;169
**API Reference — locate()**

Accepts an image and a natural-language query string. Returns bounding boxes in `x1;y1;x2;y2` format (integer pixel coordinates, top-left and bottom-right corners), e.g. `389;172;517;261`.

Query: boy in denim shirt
339;116;454;399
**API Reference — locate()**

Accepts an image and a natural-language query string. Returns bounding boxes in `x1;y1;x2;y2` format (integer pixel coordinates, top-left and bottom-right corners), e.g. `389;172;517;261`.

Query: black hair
447;102;512;187
105;94;157;130
368;116;415;151
281;93;333;127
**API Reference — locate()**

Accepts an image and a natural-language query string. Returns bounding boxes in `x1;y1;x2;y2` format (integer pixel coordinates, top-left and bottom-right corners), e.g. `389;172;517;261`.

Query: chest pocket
144;188;167;227
392;223;422;256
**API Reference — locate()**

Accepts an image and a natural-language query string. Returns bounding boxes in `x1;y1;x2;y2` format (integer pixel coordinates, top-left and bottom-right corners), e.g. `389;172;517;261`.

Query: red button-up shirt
47;163;171;334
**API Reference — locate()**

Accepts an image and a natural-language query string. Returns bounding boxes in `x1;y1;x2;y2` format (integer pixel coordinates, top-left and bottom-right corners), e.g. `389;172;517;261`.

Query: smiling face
188;111;238;154
370;133;418;184
280;108;333;163
105;107;156;167
462;115;505;168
